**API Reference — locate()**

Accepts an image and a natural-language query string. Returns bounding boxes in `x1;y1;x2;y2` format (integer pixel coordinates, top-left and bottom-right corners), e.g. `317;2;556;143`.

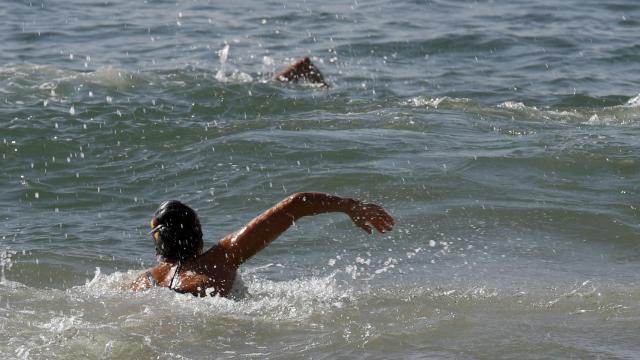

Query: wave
2;62;640;128
0;266;353;357
1;266;352;320
3;268;639;357
3;264;638;321
403;94;640;126
334;34;517;57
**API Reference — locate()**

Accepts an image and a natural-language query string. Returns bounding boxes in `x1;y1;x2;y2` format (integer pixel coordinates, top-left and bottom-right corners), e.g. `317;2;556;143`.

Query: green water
2;0;640;358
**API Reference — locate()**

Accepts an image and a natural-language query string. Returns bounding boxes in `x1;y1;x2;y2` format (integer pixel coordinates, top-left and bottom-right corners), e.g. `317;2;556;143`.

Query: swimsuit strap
169;261;182;290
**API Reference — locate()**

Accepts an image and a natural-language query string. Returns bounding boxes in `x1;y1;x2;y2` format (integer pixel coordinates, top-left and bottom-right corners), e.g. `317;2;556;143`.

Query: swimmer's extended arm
217;192;394;267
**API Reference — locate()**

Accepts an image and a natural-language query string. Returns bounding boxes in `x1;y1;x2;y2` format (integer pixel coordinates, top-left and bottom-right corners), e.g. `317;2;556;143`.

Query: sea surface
2;0;640;358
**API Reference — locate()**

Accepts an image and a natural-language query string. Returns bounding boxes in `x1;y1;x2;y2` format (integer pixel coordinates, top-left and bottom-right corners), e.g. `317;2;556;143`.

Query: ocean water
2;0;640;358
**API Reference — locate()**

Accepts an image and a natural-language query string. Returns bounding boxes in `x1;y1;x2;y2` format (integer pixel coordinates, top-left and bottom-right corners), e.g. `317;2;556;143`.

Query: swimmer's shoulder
130;264;172;291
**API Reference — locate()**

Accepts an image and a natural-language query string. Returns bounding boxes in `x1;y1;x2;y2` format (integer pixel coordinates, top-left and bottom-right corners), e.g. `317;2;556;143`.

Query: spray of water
0;248;15;284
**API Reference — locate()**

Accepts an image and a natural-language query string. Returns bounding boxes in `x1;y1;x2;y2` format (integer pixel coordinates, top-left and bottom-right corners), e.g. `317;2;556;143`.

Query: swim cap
150;200;203;260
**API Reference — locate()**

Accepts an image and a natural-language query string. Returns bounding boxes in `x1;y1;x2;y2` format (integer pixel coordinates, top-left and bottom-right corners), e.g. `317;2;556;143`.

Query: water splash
623;93;640;107
218;43;229;65
71;266;351;321
0;248;16;284
214;43;253;83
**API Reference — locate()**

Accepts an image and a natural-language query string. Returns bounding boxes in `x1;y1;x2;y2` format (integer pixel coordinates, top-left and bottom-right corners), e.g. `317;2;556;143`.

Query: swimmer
274;57;328;86
131;192;394;297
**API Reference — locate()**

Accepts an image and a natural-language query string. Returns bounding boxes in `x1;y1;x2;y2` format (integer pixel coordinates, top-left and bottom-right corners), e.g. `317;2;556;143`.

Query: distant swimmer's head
149;200;203;261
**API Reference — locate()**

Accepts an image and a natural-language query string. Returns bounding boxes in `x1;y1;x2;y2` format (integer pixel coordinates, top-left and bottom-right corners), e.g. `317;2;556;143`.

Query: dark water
2;0;640;358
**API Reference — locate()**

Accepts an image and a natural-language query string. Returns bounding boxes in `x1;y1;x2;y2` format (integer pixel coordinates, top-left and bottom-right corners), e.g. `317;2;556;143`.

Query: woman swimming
131;192;394;297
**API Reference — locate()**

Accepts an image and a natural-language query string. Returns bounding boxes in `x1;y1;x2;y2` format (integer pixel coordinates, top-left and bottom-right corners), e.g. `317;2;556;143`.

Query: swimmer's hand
348;201;395;234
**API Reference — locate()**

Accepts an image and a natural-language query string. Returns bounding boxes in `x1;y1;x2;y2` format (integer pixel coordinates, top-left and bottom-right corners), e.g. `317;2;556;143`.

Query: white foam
70;267;350;321
88;66;136;88
214;69;254;83
497;101;529;110
403;96;469;109
1;248;16;284
38;315;83;333
623;94;640;107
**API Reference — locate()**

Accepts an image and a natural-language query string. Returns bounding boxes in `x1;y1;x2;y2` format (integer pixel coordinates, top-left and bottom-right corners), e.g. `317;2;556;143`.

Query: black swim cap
150;200;203;260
